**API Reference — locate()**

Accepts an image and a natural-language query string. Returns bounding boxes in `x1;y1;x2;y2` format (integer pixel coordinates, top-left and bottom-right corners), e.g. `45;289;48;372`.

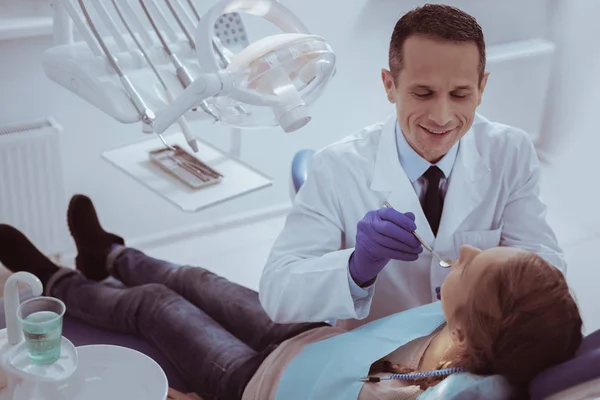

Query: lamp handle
195;0;311;74
152;72;230;135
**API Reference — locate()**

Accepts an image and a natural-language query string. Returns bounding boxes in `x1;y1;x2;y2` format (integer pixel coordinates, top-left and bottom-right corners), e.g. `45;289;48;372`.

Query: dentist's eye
413;92;433;99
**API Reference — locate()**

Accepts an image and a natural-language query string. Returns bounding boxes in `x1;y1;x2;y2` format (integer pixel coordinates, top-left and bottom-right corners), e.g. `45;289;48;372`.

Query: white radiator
0;118;70;256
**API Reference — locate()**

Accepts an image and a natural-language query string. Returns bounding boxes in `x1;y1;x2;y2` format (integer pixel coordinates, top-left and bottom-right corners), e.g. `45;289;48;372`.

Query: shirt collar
395;122;459;183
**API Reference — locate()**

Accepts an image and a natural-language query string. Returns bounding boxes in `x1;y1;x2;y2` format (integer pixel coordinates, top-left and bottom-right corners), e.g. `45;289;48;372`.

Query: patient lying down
0;195;582;400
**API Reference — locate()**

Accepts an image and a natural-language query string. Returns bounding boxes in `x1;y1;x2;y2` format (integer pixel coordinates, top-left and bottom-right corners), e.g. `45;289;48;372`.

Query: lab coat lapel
370;116;434;243
436;128;490;246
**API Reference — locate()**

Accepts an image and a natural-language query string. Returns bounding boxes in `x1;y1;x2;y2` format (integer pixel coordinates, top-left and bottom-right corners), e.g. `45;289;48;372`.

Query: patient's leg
0;223;269;399
67;194;327;352
0;224;59;286
67;195;125;282
50;272;269;400
109;246;328;352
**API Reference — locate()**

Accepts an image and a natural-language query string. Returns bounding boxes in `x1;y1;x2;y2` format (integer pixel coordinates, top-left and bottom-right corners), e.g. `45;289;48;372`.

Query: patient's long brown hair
369;253;583;397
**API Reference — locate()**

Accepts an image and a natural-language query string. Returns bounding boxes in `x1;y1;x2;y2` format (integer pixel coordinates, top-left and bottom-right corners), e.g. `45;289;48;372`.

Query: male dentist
259;4;564;329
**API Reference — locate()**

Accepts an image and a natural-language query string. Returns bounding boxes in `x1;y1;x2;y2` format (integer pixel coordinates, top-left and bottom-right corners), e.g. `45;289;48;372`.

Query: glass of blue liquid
17;296;66;365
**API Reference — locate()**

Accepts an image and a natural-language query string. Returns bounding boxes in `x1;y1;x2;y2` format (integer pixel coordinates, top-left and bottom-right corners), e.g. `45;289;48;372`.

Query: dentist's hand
349;208;423;286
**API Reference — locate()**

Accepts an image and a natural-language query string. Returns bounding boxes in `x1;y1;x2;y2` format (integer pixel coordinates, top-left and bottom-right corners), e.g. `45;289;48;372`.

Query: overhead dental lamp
43;0;336;211
45;0;336;135
155;1;335;135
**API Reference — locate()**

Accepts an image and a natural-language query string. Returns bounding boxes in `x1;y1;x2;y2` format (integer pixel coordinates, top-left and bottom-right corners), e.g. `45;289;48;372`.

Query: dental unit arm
44;0;337;148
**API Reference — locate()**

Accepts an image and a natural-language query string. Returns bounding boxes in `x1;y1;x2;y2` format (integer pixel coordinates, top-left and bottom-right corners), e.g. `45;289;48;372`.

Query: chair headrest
529;330;600;400
291;149;315;194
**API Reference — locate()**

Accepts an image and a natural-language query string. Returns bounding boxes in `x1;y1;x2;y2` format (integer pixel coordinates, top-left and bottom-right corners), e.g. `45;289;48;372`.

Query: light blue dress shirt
395;123;459;200
347;122;460;302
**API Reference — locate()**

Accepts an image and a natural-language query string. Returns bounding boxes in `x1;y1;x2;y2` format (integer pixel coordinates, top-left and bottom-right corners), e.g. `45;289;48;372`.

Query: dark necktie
423;166;445;236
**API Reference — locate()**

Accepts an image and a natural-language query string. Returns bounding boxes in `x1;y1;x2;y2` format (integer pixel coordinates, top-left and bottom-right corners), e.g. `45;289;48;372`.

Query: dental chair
290;149;600;399
0;150;598;398
0;149;330;394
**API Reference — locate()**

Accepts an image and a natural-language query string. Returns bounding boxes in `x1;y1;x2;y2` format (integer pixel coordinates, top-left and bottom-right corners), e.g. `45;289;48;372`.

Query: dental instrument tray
149;145;223;190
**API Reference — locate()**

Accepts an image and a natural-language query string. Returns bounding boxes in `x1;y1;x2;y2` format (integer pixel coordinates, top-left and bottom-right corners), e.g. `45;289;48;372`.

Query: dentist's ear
478;71;490;105
381;69;396;103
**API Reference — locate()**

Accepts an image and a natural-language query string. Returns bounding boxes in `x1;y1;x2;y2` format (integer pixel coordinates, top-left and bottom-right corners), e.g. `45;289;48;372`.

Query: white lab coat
259;113;565;329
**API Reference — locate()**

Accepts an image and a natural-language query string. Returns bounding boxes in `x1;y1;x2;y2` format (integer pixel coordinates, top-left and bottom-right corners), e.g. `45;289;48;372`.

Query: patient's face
440;246;526;323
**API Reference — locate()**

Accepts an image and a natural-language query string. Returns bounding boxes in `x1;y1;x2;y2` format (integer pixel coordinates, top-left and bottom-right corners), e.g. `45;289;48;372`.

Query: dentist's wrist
349;251;382;287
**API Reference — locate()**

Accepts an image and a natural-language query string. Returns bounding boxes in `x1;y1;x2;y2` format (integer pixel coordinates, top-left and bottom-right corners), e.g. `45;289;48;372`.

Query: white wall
0;0;563;248
537;0;600;160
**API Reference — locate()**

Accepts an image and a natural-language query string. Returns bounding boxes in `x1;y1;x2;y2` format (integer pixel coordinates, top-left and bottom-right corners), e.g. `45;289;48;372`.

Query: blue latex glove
349;208;423;286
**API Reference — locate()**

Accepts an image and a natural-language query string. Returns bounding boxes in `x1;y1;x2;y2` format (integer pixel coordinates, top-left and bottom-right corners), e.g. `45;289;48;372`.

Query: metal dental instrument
383;201;452;268
164;0;196;50
186;0;201;21
77;0;155;133
139;0;219;138
139;0;192;86
110;0;200;161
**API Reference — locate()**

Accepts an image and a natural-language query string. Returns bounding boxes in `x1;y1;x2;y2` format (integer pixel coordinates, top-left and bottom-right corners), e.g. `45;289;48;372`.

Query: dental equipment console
44;0;336;194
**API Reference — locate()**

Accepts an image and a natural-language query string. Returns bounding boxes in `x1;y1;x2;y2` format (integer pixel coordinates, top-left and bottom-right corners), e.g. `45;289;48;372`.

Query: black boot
0;224;59;286
67;194;124;281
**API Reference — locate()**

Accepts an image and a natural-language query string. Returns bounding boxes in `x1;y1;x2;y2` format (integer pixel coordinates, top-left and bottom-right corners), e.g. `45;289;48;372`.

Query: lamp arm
152;72;232;135
52;0;73;45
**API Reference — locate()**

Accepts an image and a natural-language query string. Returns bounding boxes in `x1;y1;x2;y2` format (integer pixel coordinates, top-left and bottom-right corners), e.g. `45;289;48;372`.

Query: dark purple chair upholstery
529;329;600;399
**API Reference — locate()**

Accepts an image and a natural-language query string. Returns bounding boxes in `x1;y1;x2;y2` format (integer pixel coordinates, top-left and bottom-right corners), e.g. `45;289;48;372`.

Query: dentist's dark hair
388;4;486;84
370;252;583;398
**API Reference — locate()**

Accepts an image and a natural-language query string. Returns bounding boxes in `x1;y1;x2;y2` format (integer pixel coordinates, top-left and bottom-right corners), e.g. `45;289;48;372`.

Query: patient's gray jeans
50;247;327;400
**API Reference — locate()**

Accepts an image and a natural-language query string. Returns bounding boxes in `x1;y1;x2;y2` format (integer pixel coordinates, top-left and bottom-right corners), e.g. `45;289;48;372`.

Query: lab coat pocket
454;227;502;251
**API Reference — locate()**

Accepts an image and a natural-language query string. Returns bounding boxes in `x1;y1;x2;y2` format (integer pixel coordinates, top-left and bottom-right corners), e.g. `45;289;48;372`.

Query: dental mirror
383;201;453;268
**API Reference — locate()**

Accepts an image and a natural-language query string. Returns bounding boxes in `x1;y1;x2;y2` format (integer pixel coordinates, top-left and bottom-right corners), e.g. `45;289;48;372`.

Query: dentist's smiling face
382;34;489;163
